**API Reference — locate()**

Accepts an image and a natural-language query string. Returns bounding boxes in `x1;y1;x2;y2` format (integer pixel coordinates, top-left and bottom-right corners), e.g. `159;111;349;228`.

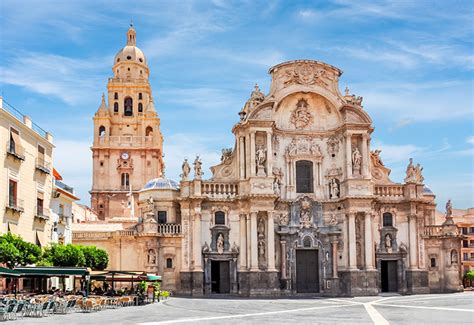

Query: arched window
114;92;118;100
166;258;173;269
296;160;313;193
124;97;133;116
383;213;393;227
139;93;143;100
98;126;106;137
121;173;129;188
145;126;153;136
113;102;119;112
215;211;225;225
138;103;143;112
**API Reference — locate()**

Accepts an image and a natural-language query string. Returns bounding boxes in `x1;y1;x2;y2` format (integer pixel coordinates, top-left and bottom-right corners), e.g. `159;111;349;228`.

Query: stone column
361;133;369;178
245;134;250;178
239;214;247;270
267;212;276;271
348;213;357;270
332;239;338;278
409;215;418;269
364;213;375;270
266;131;272;177
193;212;202;271
239;136;245;179
280;241;287;279
250;132;256;176
250;211;259;271
346;133;352;178
246;214;251;270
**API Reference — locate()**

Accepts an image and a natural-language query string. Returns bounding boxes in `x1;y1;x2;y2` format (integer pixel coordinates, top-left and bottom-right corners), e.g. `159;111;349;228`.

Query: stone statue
414;163;424;184
272;167;283;195
256;145;267;176
147;249;156;264
216;233;224;254
257;217;265;238
250;83;265;107
446;199;453;218
202;242;210;253
299;198;312;228
221;148;233;164
180;158;191;181
287;138;298;156
385;234;392;253
451;250;458;264
290;98;313;129
404;158;416;183
258;240;266;257
231;242;239;254
370;149;383;167
193;155;203;179
352;147;362;174
329;178;339;199
146;196;154;212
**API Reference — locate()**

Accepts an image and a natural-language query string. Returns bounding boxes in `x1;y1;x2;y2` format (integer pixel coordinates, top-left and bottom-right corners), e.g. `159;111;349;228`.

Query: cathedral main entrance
211;260;230;294
381;260;398;292
296;249;319;293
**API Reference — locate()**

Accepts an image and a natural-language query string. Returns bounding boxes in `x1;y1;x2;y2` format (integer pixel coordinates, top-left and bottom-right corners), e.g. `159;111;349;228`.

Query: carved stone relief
290;98;313;129
283;63;330;88
326;136;340;157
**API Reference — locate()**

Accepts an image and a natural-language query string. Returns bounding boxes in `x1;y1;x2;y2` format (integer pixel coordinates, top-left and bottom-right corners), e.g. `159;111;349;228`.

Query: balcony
55;180;74;194
36;157;51;174
6;142;25;161
96;135;154;147
5;198;24;213
158;223;181;235
374;184;404;198
120;185;130;191
35;206;49;221
201;181;239;199
424;225;443;237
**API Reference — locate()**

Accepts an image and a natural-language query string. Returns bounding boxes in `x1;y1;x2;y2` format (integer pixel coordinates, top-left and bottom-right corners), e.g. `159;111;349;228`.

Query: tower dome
113;25;147;66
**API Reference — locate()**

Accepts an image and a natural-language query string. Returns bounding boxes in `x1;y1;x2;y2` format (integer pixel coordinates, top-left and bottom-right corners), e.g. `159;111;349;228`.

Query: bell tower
91;25;164;220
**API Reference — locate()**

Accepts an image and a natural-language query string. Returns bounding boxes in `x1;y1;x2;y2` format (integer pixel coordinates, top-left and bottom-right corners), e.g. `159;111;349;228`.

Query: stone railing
158;223;181;235
73;232;113;240
424;225;443;237
374;184;404;197
201;181;239;199
95;136;155;147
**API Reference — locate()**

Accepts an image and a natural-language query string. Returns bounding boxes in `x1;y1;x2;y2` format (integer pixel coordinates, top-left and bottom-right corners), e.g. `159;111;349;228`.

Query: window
157;211;167;224
471;253;474;259
166;258;173;269
138;103;143;112
462;227;468;235
470;240;474;247
124;97;133;116
139;93;143;100
114;92;118;100
463;253;468;261
99;126;106;137
59;204;64;216
215;211;225;225
383;213;393;227
36;192;44;216
100;161;104;167
38;145;45;162
121;173;129;188
8;179;17;207
470;227;474;234
145;126;153;136
463;240;469;248
114;102;119;112
430;258;436;268
9;128;20;154
296;160;313;193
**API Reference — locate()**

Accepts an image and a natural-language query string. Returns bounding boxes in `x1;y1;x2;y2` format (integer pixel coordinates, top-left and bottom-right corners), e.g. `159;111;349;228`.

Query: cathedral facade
74;27;463;296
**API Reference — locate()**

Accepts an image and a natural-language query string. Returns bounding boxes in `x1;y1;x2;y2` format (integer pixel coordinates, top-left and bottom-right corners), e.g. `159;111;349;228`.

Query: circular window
128;68;130;71
139;58;143;62
117;58;120;62
127;55;132;60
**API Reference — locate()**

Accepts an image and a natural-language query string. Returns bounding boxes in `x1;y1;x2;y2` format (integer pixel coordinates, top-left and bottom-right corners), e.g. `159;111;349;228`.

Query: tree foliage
0;233;41;268
464;271;474;281
81;245;109;270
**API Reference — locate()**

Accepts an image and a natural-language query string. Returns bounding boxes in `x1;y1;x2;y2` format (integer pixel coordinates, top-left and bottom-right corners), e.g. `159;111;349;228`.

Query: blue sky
1;0;473;209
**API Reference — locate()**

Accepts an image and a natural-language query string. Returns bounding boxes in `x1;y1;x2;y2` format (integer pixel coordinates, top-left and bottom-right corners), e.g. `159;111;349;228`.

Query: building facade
1;96;54;247
90;25;164;221
74;28;464;296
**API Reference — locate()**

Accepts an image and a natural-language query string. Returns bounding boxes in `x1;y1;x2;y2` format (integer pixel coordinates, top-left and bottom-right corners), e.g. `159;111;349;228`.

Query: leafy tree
94;248;109;270
81;245;109;270
464;271;474;281
44;244;85;267
0;233;41;268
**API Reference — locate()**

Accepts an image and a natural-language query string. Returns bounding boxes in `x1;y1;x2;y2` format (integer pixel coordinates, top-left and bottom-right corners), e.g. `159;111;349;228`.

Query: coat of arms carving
290;98;313;129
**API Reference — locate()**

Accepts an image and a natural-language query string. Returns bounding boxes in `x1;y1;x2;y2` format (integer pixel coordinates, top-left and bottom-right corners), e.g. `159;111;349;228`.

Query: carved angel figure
370;150;383;167
414;163;424;184
193;155;203;179
446;199;453;218
180;158;191;181
221;148;233;164
272;167;283;195
404;158;416;183
352;147;362;174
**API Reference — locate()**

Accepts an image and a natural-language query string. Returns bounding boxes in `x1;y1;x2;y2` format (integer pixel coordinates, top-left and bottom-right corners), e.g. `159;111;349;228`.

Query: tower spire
126;23;136;46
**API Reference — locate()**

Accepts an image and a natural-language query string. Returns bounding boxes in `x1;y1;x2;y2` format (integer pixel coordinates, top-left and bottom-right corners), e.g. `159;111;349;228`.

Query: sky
1;0;473;209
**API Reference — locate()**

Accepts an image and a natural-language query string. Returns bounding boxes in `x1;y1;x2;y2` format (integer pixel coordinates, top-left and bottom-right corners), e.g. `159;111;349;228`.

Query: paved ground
12;292;474;325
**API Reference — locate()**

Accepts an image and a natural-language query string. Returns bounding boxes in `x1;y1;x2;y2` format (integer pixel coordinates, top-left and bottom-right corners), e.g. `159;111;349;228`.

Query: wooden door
296;250;319;293
219;261;230;294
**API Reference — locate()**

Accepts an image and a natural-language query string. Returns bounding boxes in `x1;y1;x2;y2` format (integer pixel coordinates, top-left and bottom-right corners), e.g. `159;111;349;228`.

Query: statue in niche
256;145;267;176
193;155;203;179
385;234;392;253
329;178;340;199
287;138;298;156
414;163;424;184
299;197;312;228
258;240;266;258
404;158;416;183
272;167;283;195
290;98;313;129
329;214;338;226
446;199;453;218
180;158;191;181
216;233;224;254
147;249;156;265
202;242;210;253
257;217;265;239
451;250;458;265
352;147;362;174
279;212;289;225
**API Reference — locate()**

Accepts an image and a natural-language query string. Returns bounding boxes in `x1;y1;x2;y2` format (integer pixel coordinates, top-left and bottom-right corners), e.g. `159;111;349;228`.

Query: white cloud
371;140;423;165
467;136;474;145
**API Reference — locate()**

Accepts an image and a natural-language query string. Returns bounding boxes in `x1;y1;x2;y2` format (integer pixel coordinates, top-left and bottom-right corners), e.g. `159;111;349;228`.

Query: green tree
0;241;20;268
44;244;85;267
80;245;109;270
0;233;41;268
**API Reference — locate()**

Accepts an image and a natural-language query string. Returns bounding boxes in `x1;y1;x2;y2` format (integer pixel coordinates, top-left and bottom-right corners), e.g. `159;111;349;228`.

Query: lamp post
85;274;90;298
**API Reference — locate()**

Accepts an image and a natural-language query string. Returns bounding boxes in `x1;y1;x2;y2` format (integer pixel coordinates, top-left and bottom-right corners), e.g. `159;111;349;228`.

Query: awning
14;266;90;276
0;267;21;277
147;274;161;281
53;168;63;180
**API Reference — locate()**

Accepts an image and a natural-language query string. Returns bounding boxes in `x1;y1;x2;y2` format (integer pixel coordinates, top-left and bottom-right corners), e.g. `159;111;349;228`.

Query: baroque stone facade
74;28;464;296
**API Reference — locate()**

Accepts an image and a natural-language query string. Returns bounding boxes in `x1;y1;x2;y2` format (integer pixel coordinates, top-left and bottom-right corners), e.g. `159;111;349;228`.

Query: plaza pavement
12;292;474;324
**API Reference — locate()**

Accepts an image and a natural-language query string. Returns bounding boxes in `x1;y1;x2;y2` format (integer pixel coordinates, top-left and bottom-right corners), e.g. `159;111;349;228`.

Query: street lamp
85;274;91;297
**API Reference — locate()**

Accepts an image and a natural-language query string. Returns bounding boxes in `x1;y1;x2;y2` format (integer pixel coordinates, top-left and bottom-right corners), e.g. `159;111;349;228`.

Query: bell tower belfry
91;25;164;220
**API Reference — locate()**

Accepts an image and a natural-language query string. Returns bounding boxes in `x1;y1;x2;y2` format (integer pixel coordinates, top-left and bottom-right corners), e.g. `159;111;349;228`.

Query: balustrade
201;181;239;198
374;184;404;197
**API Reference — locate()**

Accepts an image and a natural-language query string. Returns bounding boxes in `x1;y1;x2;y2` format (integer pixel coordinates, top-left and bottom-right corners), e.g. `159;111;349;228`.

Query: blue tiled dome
423;186;434;195
142;178;179;191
